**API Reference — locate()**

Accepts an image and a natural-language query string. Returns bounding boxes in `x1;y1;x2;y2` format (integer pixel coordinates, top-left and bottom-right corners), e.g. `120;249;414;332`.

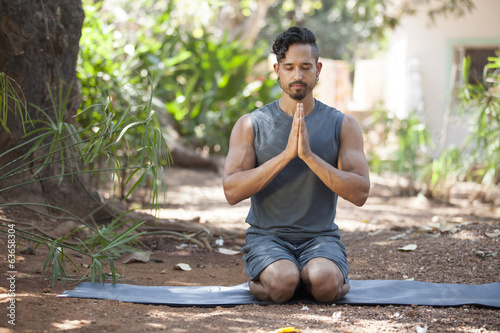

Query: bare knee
267;273;300;303
314;279;349;303
302;260;349;303
251;260;300;303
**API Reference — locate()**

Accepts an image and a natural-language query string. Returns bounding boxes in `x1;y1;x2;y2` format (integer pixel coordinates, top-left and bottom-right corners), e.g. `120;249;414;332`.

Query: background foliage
76;0;496;200
78;0;278;157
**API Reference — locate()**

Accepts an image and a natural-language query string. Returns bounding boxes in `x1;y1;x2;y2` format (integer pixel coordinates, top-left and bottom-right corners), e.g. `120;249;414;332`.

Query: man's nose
293;68;303;80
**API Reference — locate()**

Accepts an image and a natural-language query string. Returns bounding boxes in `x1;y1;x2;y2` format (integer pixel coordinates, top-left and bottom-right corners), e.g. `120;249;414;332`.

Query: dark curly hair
272;26;319;64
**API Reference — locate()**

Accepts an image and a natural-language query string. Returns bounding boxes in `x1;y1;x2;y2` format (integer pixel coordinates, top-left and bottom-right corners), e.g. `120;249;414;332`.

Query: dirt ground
1;167;499;333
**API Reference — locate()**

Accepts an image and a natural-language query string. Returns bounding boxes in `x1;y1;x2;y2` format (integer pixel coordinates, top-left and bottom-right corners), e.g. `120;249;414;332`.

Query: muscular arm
222;114;298;205
299;114;370;206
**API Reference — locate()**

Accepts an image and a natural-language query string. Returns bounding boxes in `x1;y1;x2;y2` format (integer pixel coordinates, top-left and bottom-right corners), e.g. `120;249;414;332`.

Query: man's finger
297;103;303;118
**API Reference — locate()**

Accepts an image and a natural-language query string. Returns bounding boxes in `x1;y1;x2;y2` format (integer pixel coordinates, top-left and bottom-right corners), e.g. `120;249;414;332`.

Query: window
454;45;500;85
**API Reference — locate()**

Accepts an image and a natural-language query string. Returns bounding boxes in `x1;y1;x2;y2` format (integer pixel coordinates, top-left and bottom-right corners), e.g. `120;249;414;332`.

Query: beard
280;80;314;101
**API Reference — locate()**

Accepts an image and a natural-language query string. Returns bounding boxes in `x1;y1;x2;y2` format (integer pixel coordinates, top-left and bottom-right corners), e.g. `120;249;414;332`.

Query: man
223;27;370;303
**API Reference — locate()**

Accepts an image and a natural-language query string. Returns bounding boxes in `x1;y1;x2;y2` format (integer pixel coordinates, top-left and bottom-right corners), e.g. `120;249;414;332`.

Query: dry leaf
173;263;192;271
416;225;434;234
389;233;406;240
398;244;417;251
332;311;342;319
430;216;457;233
475;251;498;258
485;229;500;238
416;324;428;333
218;248;240;255
122;251;151;264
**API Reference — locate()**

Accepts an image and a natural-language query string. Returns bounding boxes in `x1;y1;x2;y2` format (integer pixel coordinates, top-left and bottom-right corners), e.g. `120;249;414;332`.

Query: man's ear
316;61;323;76
273;63;279;77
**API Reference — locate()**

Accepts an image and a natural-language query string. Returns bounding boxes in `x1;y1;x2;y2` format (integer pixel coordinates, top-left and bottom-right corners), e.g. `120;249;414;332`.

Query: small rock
19;247;36;255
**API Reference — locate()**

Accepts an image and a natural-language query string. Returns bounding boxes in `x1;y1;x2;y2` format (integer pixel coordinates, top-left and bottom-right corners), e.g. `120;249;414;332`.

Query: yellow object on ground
277;327;300;333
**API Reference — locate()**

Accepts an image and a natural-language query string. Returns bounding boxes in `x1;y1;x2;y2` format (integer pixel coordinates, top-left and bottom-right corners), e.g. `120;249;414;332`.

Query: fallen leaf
398;244;417;251
218;248;240;255
332;311;342;319
122;251;151;264
416;225;435;234
416;324;428;333
173;263;192;271
389;233;406;240
430;215;457;233
485;229;500;238
475;251;498;258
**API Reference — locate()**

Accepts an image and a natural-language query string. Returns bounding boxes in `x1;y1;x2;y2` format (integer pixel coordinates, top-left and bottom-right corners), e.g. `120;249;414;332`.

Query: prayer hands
285;103;312;161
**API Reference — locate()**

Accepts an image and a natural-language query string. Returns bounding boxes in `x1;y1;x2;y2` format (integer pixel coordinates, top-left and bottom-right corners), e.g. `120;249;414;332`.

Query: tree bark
0;0;101;218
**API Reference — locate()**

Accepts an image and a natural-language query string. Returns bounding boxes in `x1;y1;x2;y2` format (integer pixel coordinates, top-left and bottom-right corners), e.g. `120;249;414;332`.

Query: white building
348;0;500;155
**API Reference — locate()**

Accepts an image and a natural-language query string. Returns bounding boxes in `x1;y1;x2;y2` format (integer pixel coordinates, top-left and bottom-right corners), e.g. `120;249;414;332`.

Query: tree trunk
0;1;231;242
0;1;103;218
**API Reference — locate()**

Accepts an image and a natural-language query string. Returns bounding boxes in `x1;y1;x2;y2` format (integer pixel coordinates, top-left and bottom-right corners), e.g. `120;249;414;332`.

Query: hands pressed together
285;103;313;162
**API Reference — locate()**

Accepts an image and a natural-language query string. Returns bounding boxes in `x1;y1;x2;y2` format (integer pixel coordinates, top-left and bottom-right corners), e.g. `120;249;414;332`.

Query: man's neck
278;94;315;116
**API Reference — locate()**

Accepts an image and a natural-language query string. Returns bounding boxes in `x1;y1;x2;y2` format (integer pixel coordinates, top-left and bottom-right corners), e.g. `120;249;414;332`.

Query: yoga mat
58;280;500;308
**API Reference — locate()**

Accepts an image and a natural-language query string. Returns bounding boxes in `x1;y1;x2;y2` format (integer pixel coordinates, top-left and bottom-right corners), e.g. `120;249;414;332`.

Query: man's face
275;43;321;101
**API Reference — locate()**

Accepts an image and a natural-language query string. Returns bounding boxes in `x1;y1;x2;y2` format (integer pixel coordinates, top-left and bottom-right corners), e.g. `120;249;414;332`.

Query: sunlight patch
145;323;167;329
52;319;91;330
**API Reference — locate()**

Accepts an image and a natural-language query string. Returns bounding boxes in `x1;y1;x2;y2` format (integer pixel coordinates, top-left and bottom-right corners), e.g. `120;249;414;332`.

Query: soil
1;167;499;333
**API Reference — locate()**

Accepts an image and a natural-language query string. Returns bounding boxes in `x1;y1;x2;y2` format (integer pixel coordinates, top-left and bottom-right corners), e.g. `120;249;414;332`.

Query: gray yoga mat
58;280;500;308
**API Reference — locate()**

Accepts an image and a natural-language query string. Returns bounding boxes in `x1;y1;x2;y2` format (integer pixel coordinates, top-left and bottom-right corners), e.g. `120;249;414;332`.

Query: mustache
289;81;308;88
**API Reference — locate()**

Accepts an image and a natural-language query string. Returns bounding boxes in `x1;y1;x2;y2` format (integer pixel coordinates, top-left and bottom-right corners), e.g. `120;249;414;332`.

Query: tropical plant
78;0;277;158
0;74;170;285
142;29;278;155
0;73;29;133
366;109;433;195
421;146;467;200
457;53;500;199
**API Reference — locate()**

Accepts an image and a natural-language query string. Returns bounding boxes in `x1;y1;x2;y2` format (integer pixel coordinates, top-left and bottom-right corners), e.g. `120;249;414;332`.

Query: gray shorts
241;233;349;283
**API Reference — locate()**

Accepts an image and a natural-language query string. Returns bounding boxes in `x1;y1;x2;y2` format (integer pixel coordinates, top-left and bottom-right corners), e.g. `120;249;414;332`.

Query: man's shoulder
251;100;278;115
249;100;280;123
315;99;342;114
313;100;345;124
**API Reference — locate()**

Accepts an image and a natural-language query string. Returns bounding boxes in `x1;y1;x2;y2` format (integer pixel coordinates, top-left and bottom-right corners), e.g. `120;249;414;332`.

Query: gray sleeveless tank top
246;99;345;242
